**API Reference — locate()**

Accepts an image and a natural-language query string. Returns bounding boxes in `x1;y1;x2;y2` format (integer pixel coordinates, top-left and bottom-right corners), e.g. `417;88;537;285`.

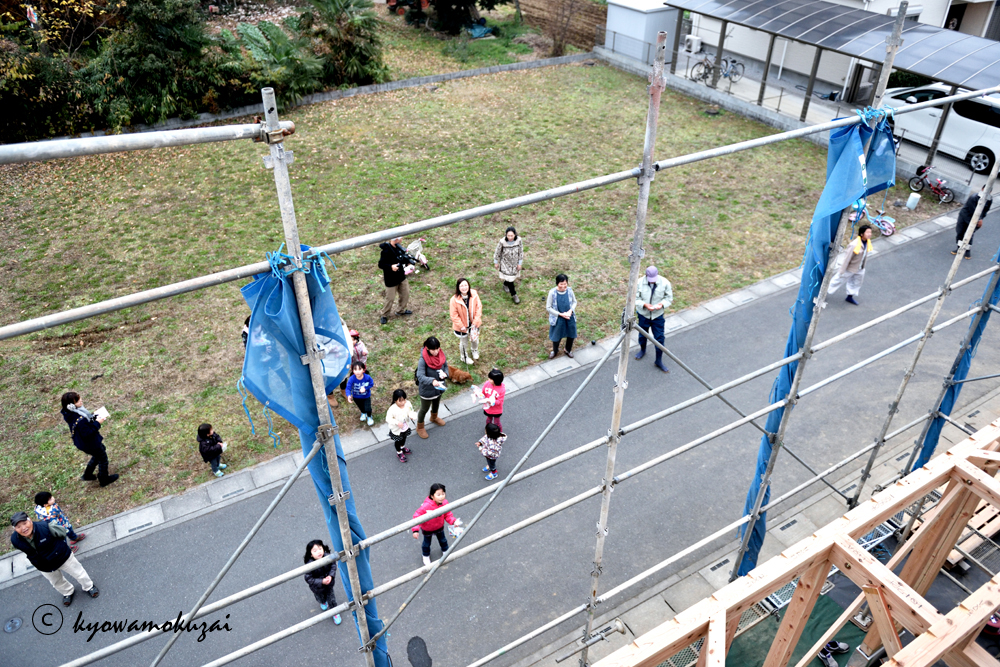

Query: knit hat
645;266;658;281
10;511;29;526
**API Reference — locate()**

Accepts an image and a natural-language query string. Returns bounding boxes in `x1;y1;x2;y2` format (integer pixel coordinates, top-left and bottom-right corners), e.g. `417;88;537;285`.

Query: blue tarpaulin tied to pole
736;115;896;578
912;242;1000;470
241;246;391;665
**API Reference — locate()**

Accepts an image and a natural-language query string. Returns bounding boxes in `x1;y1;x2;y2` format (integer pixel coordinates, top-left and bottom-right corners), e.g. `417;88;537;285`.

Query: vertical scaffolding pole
849;154;1000;507
259;88;377;667
730;4;908;581
578;31;667;667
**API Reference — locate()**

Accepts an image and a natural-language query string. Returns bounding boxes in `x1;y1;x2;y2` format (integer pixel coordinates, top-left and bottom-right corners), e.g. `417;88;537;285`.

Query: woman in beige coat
493;226;523;304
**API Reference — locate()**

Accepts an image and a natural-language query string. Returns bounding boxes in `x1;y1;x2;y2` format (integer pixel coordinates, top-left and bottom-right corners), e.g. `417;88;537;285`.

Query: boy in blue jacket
345;361;376;426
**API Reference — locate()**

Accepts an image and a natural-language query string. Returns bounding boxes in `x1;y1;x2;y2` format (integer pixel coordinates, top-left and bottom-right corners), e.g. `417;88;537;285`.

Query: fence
1;21;999;667
595;25;659;66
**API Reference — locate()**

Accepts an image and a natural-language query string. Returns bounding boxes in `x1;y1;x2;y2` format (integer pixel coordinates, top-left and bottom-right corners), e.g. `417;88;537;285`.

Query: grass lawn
0;60;956;551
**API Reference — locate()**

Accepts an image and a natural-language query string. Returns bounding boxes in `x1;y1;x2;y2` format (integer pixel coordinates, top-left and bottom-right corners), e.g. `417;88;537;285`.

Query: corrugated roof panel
663;0;1000;90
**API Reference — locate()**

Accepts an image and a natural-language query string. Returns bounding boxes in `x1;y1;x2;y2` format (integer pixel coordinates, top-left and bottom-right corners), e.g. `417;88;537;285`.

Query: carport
664;0;1000;168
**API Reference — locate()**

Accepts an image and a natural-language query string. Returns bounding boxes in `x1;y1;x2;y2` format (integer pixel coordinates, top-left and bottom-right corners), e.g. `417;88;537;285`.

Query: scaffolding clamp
328;489;351;506
317;423;339;442
253;117;296;145
300;347;327;365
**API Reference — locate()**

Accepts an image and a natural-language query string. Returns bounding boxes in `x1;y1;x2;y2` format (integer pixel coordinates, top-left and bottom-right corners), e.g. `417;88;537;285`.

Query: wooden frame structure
594;421;1000;667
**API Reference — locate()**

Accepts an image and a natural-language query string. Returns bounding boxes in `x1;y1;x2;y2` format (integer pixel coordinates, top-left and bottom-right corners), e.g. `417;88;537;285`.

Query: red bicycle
908;165;955;204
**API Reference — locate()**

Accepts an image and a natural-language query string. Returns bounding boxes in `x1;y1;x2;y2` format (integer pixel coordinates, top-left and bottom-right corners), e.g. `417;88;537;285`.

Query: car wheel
967;147;995;173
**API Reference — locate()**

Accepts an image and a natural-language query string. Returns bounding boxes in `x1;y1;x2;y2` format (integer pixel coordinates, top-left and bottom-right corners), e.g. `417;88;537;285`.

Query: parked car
883;82;1000;173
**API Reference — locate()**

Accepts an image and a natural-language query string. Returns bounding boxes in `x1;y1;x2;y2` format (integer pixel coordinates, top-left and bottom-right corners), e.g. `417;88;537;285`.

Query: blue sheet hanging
912;241;1000;470
241;246;391;665
736;114;895;578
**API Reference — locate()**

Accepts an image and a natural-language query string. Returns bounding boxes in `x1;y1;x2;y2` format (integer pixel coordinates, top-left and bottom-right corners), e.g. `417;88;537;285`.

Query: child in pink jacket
411;483;461;566
481;368;506;431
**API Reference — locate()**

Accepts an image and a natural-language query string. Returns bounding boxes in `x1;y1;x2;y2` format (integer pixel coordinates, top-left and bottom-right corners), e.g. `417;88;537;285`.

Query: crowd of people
12;226;682;612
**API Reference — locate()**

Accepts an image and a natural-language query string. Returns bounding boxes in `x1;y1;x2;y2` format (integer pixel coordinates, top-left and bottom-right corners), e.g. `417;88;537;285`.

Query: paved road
3;215;1000;667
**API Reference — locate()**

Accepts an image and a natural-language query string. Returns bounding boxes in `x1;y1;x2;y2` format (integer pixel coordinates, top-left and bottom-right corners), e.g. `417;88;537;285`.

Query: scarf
66;403;94;421
851;237;873;254
422;347;446;370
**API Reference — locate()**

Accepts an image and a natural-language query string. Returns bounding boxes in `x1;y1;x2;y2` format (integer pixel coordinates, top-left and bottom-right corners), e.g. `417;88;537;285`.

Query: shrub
237;20;324;104
300;0;389;87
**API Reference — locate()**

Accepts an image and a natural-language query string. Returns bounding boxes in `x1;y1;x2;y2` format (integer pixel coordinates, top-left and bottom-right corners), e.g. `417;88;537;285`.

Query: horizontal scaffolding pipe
798;306;980;398
950;371;1000;386
0;122;295;165
4;86;998;342
811;266;998;354
940;412;976;436
464;415;937;667
60;556;340;667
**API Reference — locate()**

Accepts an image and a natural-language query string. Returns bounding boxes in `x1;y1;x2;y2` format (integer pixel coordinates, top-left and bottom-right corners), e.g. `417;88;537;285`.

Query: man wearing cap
378;237;414;325
634;266;672;374
10;511;99;606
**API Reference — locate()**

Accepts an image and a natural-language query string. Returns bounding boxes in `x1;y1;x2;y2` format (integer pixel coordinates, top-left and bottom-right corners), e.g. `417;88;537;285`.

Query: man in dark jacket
953;187;993;259
10;511;99;606
378;237;414;325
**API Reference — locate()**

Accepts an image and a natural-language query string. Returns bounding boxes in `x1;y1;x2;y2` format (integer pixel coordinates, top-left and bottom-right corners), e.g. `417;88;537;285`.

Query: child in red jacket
411;483;462;566
481;368;506;431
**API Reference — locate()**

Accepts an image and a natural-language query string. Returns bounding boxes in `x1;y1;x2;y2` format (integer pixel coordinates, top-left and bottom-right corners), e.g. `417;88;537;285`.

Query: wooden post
695;612;724;667
762;559;831;667
861;586;902;658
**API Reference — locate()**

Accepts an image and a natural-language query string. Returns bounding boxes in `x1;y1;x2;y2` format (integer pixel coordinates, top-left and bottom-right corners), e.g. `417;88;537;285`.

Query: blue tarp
912;241;1000;470
241;248;391;665
736;116;896;578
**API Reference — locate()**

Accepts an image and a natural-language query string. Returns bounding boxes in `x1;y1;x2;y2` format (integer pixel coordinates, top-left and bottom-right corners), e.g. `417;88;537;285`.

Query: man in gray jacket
635;266;672;373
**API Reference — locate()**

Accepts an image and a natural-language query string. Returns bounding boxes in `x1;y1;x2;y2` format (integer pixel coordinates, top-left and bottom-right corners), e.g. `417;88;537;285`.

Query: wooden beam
592;423;1000;667
885;577;1000;667
953;459;1000;513
861;586;902;657
763;559;831;667
830;536;940;634
790;537;918;667
695;612;724;667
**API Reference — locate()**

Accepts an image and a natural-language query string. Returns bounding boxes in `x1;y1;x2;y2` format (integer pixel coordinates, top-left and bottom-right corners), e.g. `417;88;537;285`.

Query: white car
883;82;1000;173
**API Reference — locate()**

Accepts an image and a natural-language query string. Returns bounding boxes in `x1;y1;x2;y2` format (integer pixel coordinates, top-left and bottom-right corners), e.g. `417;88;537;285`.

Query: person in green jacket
634;266;672;373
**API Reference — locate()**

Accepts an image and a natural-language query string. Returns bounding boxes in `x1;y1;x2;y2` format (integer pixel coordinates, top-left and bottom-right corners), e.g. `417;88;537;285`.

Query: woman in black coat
303;540;342;625
60;392;118;487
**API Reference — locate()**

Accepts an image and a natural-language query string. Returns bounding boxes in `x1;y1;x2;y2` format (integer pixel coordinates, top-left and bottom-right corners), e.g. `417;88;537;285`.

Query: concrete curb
0;206;965;590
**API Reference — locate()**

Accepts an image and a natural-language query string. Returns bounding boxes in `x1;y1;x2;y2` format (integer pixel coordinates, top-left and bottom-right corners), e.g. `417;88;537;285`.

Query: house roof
664;0;1000;90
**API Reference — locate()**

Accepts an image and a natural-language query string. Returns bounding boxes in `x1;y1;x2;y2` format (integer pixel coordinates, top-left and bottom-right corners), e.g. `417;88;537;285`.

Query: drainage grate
709;558;730;572
779;519;798;531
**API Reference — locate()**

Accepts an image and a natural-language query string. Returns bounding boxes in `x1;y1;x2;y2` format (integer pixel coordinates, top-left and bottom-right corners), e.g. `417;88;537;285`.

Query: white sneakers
472;351;479;360
465;356;474;364
422;555;431;567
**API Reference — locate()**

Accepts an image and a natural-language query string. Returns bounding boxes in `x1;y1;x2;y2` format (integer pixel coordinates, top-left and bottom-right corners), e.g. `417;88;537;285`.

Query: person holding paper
60;392;119;487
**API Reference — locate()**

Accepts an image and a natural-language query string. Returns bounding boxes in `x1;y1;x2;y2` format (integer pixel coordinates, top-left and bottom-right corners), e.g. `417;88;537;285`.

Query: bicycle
849;199;896;236
690;54;744;85
908;165;955;204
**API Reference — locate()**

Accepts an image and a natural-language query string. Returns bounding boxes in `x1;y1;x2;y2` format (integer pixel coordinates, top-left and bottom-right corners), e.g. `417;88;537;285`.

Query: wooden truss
594;421;1000;667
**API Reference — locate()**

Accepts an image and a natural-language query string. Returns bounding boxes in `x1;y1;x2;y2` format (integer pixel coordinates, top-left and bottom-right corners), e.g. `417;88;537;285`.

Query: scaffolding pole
262;88;376;667
730;6;909;582
147;439;323;666
3;86;997;343
578;32;668;667
633;325;846;499
0;121;295;165
362;331;626;649
851;151;1000;507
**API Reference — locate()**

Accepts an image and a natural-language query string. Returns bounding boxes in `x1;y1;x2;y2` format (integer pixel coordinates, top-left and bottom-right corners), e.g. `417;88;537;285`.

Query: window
892;89;946;103
952;100;1000;129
